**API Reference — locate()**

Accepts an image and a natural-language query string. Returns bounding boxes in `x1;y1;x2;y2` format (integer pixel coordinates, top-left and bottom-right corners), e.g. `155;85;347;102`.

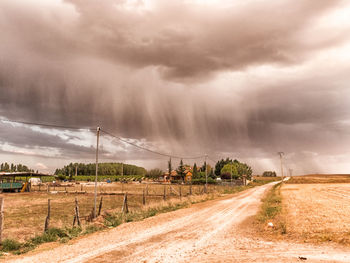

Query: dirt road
7;183;350;262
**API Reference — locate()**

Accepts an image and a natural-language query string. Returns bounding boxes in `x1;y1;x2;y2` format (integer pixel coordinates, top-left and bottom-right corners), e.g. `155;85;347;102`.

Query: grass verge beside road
255;182;286;235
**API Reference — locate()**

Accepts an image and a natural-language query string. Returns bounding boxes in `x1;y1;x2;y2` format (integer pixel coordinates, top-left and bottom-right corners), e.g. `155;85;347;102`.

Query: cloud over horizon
0;0;350;174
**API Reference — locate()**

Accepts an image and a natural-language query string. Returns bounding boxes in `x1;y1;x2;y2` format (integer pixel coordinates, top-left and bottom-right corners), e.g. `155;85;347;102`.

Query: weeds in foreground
0;227;83;255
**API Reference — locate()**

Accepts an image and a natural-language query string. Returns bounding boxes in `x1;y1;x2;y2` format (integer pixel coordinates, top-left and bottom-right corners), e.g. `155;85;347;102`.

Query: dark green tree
193;163;199;178
177;159;185;181
168;158;172;174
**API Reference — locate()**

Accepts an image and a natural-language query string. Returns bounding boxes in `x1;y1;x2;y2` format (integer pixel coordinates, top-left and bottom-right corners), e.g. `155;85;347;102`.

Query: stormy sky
0;0;350;174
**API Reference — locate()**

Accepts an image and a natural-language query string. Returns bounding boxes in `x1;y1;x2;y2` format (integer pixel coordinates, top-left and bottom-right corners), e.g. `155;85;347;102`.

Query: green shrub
104;214;123;227
57;174;66;181
83;225;101;235
66;227;82;238
1;239;21;252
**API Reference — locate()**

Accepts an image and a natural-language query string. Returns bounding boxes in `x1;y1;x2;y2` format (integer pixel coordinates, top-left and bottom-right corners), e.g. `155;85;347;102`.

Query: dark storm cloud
0;0;350;173
3;0;347;79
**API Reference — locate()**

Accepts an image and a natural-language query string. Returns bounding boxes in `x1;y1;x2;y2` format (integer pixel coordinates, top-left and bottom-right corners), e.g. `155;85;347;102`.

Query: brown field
287;174;350;184
282;183;350;244
0;182;237;242
251;174;350;247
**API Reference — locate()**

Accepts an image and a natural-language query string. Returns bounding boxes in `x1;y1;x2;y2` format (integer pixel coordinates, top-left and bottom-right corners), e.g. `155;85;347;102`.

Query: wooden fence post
44;199;51;232
163;185;166;201
122;193;129;213
190;183;192;195
98;196;103;216
0;197;4;244
73;198;81;227
179;185;182;200
142;189;146;205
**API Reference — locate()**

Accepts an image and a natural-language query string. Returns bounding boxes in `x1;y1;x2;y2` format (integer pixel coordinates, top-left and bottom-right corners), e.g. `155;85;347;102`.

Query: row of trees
146;158;252;181
262;171;277;177
0;162;34;173
215;158;253;180
55;162;147;177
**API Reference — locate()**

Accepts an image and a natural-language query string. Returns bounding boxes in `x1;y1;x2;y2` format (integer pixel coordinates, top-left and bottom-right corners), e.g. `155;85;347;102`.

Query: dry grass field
287;174;350;184
255;174;350;245
0;182;238;243
282;183;350;244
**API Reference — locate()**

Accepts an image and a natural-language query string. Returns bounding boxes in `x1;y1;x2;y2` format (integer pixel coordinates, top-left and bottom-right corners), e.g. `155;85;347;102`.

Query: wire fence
1;182;240;242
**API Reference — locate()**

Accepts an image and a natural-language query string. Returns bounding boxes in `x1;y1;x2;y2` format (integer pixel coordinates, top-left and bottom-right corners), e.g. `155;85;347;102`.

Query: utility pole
278;152;284;182
230;160;233;186
94;127;100;218
121;162;123;177
205;154;208;192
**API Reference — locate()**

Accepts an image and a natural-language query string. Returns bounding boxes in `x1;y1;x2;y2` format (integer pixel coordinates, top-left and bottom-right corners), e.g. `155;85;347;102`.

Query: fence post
142;189;146;205
0;197;4;244
179;185;182;200
73;198;81;227
44;199;51;232
98;196;103;216
122;193;129;213
163;185;166;201
190;183;192;195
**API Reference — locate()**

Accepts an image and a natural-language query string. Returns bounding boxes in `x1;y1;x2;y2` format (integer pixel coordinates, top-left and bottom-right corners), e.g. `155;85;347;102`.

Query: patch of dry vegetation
282;183;350;245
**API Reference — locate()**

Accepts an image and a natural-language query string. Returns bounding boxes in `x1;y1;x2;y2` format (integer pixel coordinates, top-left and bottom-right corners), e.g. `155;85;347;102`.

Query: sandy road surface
7;183;350;263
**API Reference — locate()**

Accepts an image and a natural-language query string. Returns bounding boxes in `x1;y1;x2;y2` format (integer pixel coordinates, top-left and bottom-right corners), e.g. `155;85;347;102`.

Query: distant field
252;176;282;183
287;174;350;184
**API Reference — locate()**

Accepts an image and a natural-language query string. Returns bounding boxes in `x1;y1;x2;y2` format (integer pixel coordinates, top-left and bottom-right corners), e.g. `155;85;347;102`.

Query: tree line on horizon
0;162;34;173
54;162;147;177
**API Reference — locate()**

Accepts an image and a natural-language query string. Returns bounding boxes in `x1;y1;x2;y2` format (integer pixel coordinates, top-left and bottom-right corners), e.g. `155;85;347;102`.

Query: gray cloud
0;0;350;173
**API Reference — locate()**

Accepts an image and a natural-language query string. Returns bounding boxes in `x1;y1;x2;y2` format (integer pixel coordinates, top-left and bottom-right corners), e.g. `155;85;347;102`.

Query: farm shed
0;172;53;192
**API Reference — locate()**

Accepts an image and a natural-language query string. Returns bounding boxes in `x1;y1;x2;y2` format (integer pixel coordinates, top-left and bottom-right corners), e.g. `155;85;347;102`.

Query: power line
100;129;206;160
0;118;93;131
1;118;215;162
